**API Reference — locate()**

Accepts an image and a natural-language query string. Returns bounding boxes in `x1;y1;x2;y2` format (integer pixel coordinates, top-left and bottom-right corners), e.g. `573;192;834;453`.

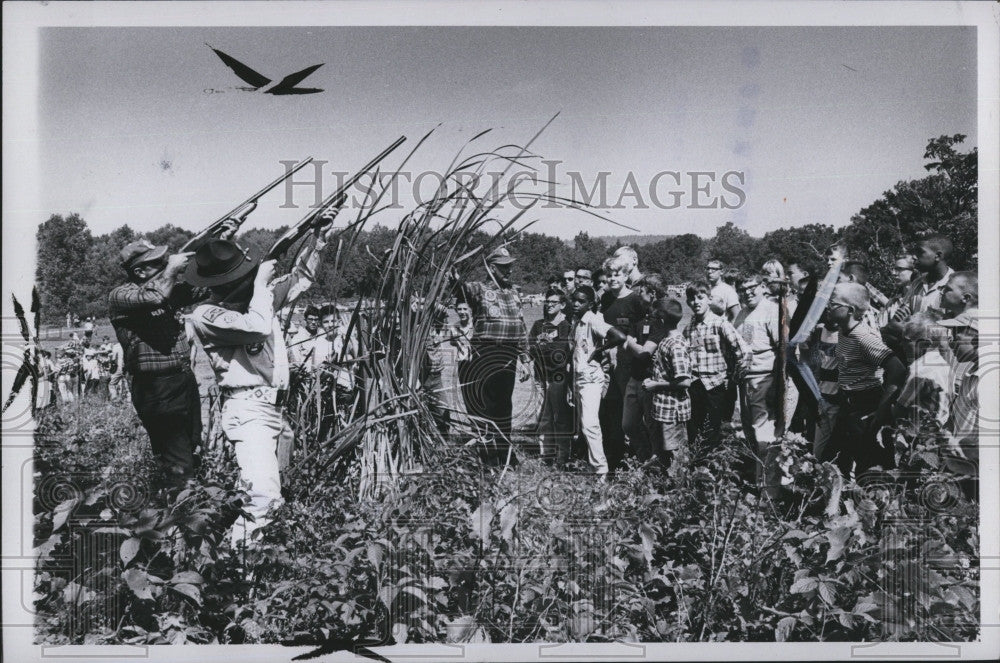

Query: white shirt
897;349;952;426
710;282;740;317
187;236;324;390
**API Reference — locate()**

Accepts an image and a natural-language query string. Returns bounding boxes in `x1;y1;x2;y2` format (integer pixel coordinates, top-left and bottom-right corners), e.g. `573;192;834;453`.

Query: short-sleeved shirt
629;315;667;380
903;268;955;315
734;299;780;376
529;316;571;382
650;333;692;423
683;312;748;390
836;322;893;392
601;291;645;372
459;281;528;347
710;282;740;317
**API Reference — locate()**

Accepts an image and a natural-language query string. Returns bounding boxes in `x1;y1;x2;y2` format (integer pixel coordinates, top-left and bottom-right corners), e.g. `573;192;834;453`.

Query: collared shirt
288;326;323;368
459;281;528;348
650;332;692;423
734;298;780;376
571;313;610;385
949;363;978;437
109;278;204;376
187;236;324;391
683;312;749;390
904;267;955;315
836;322;892;392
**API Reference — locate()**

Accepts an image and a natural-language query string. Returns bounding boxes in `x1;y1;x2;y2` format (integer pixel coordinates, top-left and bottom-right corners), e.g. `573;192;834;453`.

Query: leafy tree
143;224;195;253
638;234;705;284
566;232;610;274
36;214;94;322
842;134;977;291
704;222;761;275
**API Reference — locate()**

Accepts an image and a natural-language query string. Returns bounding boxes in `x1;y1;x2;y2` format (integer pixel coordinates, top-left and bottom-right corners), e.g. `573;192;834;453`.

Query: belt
222;385;288;407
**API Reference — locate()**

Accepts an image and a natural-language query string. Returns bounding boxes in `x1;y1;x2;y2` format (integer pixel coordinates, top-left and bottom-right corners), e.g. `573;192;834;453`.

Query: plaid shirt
683;312;748;390
460;281;528;350
109;279;203;376
651;333;692;423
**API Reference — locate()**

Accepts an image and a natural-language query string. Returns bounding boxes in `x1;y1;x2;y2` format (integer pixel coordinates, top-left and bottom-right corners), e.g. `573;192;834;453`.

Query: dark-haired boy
530;288;573;464
642;298;692;471
683;281;749;449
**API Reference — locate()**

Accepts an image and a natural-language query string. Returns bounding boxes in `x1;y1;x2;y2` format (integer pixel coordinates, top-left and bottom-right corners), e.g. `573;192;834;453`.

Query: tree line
35;135;977;323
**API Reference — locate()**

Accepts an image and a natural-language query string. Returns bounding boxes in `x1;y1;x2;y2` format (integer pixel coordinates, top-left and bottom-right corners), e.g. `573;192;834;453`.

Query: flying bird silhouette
206;44;324;95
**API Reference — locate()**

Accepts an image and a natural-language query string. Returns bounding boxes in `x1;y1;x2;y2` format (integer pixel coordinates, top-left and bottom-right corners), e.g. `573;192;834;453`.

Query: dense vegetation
34;399;978;645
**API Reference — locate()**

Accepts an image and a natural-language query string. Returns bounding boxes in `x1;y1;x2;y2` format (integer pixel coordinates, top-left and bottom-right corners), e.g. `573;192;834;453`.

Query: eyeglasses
545;300;563;305
828;301;850;311
563;277;575;281
707;266;722;271
739;284;760;293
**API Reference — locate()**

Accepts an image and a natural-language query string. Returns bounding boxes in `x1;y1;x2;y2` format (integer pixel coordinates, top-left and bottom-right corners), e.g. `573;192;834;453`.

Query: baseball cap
120;240;168;270
486;247;515;265
938;308;978;332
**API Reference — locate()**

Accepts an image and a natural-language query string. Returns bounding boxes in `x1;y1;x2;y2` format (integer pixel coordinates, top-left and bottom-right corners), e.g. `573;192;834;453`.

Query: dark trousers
467;344;518;463
599;388;627;471
131;370;202;487
687;381;728;450
827;387;892;478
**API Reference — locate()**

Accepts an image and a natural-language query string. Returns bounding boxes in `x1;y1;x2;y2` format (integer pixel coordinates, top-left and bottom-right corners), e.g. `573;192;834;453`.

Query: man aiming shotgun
185;136;406;546
108;159;313;490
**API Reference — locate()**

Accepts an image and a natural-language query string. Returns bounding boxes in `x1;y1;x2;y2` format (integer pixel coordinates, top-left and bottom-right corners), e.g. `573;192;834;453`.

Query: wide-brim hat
184;238;260;287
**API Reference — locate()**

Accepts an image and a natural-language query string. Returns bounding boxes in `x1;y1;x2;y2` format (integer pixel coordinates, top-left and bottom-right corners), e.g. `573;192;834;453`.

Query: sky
38;25;977;240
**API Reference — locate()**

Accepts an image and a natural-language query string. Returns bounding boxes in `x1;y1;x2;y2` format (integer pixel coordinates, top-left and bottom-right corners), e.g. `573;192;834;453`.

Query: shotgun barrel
266;136;407;261
181;156;315;251
219;136;407;306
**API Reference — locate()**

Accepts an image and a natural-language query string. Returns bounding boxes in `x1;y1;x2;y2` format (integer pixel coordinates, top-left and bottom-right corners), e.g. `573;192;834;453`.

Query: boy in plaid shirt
684;281;750;449
642;298;692;471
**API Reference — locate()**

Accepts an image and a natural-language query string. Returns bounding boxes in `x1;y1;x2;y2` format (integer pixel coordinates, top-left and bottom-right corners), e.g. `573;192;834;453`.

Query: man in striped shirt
824;283;906;479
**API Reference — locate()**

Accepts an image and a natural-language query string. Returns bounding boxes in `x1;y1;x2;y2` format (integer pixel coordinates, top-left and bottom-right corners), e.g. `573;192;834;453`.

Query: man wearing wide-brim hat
451;246;532;465
185;212;337;547
109;218;240;490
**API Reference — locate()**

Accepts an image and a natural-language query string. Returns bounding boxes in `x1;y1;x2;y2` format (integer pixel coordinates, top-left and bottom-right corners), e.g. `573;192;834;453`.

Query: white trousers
221;398;289;546
574;380;608;476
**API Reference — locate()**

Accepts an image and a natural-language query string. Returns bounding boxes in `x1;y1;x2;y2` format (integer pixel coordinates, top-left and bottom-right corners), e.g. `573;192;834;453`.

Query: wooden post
775;278;789;437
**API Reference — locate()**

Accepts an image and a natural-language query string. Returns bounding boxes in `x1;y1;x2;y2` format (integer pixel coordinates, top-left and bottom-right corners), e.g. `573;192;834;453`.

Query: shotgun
181;156;315;251
265;136;406;261
220;136;407;304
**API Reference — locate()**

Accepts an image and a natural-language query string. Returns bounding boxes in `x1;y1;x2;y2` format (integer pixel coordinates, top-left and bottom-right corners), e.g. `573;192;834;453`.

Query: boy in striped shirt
824;283;906;479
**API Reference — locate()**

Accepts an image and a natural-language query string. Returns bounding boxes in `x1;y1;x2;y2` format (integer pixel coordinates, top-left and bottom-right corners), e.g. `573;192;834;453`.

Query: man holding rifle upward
185;207;340;547
108;213;246;490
